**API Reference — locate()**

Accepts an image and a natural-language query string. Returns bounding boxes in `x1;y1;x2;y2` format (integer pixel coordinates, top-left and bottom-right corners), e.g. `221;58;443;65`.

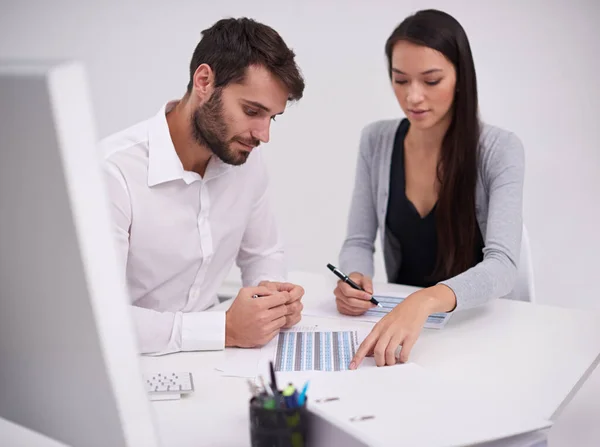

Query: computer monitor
0;61;160;447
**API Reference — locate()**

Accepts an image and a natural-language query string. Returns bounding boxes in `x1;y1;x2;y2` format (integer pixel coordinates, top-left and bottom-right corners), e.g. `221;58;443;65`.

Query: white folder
304;363;551;447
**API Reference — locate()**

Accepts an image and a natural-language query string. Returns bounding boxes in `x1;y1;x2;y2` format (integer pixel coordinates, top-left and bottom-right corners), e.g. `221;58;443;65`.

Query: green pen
262;397;275;410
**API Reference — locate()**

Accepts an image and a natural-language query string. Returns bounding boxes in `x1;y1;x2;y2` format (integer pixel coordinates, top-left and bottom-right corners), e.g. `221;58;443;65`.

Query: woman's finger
336;298;366;316
373;332;392;367
398;334;418;363
350;328;380;369
385;333;404;366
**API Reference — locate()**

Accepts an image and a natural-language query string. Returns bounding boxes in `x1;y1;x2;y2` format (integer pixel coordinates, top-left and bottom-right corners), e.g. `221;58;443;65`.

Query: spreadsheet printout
274;330;358;372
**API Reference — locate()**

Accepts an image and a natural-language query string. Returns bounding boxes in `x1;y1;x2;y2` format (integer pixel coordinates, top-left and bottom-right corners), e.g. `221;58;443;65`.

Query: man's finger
248;286;275;298
284;312;302;328
265;315;287;333
264;282;279;292
286;301;303;315
260;292;290;309
350;330;379;370
283;285;303;302
288;285;304;301
267;282;303;300
295;301;304;314
266;303;288;320
260;328;281;346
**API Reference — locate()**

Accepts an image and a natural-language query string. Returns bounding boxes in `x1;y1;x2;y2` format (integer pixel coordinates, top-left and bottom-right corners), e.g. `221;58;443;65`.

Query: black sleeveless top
384;119;484;287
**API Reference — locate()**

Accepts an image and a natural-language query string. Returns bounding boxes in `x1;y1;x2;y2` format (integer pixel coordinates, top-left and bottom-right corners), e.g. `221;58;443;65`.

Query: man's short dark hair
187;17;304;101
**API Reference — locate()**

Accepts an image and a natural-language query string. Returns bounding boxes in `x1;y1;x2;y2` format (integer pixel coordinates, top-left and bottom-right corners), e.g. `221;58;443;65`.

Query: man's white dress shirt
100;101;286;354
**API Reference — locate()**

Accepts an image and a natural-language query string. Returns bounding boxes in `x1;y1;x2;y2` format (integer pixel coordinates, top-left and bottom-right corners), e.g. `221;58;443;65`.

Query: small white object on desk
144;372;194;401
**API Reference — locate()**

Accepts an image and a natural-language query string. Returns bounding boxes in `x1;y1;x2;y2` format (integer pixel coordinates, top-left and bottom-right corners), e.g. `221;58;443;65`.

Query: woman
335;9;525;369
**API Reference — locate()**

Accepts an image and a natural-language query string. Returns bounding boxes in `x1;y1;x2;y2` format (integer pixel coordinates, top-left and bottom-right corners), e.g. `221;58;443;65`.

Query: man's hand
225;286;290;348
259;281;304;328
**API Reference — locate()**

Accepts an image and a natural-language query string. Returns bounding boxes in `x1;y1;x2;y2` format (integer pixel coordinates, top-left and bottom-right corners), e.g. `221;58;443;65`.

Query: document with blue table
274;328;358;372
301;282;453;328
216;325;365;377
217;283;451;377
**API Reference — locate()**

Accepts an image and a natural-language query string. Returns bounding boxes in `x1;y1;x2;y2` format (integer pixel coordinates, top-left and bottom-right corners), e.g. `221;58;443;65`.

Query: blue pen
297;381;309;406
283;383;296;408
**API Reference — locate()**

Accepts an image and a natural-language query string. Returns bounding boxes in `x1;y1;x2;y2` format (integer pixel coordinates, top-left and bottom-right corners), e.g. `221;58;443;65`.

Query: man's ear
191;64;215;100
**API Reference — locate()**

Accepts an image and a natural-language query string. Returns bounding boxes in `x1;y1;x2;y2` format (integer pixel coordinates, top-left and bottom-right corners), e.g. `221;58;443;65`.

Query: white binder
303;363;551;447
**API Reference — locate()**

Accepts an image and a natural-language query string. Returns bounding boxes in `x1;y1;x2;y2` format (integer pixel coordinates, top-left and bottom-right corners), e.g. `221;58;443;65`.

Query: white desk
141;277;600;447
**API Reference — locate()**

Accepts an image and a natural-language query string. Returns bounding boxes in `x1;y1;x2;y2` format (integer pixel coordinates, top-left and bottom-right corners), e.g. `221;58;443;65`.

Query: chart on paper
365;295;451;328
274;330;358;372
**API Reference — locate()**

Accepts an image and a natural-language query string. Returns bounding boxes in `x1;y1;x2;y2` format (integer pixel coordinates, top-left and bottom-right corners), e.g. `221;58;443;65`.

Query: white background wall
2;0;598;311
1;0;599;445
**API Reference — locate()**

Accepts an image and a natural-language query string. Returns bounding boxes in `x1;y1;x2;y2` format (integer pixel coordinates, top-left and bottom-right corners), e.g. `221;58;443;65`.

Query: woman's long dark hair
385;9;481;280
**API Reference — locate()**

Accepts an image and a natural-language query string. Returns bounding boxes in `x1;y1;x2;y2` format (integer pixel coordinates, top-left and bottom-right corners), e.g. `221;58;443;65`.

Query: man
100;17;305;355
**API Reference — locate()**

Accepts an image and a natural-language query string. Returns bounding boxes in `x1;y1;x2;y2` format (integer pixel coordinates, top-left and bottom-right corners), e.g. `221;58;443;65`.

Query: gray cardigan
339;119;525;310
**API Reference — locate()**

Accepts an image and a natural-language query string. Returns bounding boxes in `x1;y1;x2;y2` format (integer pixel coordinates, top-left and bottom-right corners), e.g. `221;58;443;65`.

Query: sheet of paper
273;330;358;372
366;295;451;328
302;292;452;329
215;325;321;378
213;347;261;378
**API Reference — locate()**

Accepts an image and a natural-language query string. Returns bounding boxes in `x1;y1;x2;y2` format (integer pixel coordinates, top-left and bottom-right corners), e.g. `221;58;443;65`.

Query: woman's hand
333;272;375;316
349;285;457;369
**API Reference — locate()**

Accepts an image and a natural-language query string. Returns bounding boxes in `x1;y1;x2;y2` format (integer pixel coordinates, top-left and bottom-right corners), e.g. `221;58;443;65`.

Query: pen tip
377;303;383;308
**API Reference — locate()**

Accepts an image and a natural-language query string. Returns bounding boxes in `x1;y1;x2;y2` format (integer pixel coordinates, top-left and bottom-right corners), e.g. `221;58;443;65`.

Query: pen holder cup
249;395;310;447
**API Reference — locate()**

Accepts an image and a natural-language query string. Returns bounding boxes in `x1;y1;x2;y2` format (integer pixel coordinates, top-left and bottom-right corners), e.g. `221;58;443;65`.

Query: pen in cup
297;381;309;406
326;263;382;307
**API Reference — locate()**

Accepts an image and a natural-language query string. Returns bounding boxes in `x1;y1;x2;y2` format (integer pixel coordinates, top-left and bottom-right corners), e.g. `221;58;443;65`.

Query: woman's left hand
349;285;456;369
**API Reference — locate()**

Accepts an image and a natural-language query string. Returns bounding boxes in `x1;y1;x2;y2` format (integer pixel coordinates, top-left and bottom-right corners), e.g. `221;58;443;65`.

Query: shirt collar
147;101;191;186
147;101;233;187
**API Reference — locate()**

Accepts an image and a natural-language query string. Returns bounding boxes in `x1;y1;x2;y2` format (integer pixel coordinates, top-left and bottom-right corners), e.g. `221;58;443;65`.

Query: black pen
327;263;382;307
269;361;282;407
269;361;278;391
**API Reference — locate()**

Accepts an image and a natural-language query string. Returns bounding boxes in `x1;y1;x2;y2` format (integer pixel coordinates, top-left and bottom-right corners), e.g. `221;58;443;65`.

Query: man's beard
191;89;259;166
